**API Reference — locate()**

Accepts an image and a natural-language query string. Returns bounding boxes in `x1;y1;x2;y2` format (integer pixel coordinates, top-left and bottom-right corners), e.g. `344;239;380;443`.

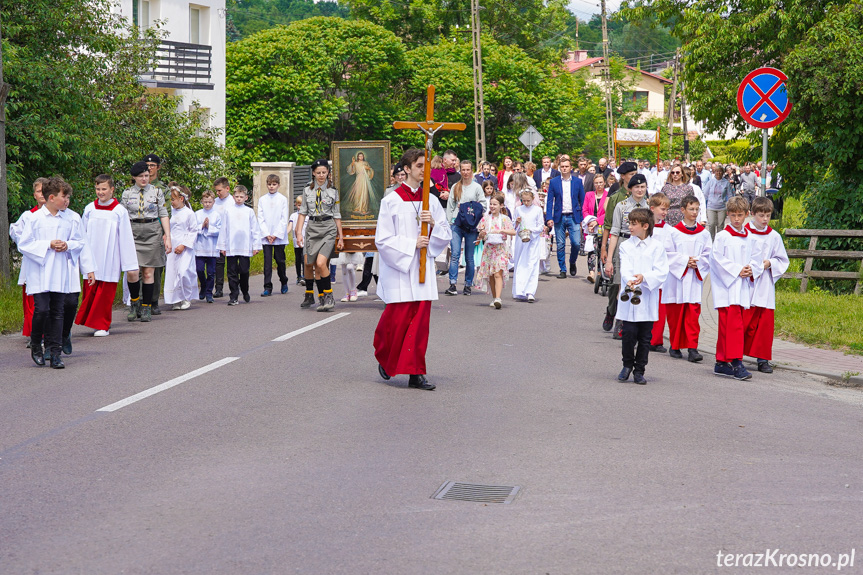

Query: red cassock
373;300;431;376
716;305;745;363
651;291;668;346
743;306;774;360
75;280;118;331
666;302;702;349
22;286;35;337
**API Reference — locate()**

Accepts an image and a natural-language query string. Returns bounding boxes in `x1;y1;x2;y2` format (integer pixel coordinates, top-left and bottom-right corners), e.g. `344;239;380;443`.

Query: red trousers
22;285;35;337
716;305;745;362
744;306;775;361
650;296;667;346
374;300;431;376
74;280;117;331
666;302;701;350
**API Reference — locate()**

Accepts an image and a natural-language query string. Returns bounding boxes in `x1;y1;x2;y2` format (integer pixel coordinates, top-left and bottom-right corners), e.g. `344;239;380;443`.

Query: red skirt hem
373;301;431;376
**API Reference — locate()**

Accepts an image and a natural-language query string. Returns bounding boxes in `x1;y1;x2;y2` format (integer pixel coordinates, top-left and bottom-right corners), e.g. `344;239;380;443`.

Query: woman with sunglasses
660;165;695;226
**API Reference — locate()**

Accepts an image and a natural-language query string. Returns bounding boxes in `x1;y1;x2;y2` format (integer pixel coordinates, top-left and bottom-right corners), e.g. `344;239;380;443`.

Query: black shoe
214;290;224;298
669;348;683;359
243;292;251;303
408;375;435;390
557;271;567;279
612;320;623;340
260;289;272;297
31;346;45;367
618;367;632;381
296;278;305;286
228;299;239;306
199;291;205;301
650;344;667;353
569;262;577;276
688;349;704;363
444;284;458;296
318;292;335;312
436;270;447;277
602;311;614;332
301;292;315;308
463;286;471;296
150;304;162;316
62;335;72;355
757;360;774;373
378;364;391;380
633;372;647;385
206;295;214;303
281;284;289;294
50;354;65;369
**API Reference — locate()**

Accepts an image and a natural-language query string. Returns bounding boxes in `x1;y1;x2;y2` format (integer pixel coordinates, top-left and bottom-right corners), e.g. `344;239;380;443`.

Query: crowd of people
9;149;788;389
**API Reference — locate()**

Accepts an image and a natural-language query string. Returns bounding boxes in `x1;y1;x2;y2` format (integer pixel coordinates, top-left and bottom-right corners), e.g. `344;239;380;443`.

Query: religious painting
332;141;390;228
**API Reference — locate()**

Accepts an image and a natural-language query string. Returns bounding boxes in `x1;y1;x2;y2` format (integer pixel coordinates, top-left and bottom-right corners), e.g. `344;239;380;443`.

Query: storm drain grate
432;481;521;504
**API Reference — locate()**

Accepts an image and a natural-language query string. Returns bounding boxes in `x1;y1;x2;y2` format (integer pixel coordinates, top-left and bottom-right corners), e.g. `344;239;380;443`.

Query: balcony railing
140;40;214;90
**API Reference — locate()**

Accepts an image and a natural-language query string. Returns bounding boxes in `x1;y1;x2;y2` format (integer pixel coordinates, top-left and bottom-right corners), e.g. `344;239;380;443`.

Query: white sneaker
356;265;364;272
527;294;536;303
349;293;359;302
494;298;502;309
356;290;368;297
94;330;109;337
489;301;496;307
180;300;191;310
340;296;350;302
172;303;182;310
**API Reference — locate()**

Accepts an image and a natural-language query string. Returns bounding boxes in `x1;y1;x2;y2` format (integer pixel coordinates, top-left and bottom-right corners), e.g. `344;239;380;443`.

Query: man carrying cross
373;148;452;390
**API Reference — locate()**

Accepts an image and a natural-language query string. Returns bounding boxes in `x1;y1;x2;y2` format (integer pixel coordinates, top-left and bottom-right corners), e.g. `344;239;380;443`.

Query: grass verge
775;291;863;355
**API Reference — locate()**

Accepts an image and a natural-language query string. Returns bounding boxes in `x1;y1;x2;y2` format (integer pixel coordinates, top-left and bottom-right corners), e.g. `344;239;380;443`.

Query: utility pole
0;9;10;280
575;18;579;51
600;0;614;160
470;0;487;164
666;49;679;156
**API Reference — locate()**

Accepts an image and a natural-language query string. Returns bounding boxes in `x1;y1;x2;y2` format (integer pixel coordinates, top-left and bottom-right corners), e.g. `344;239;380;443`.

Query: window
190;6;200;44
625;91;649;110
134;1;150;29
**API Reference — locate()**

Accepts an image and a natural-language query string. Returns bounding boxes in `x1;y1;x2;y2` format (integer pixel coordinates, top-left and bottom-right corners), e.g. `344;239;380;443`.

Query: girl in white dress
164;185;199;310
512;189;545;302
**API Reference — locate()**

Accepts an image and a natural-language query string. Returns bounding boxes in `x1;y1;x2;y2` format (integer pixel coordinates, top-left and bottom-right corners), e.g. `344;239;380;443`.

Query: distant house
563;50;671;120
112;0;226;144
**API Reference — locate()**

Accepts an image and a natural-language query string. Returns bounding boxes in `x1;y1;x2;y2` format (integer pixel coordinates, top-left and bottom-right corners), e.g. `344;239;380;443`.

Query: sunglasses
671;171;682;174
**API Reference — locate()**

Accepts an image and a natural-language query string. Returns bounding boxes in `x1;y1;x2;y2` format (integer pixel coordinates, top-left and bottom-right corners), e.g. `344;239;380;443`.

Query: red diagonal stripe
746;78;784;118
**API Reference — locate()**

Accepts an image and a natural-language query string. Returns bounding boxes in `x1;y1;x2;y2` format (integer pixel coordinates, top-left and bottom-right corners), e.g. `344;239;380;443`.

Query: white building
113;0;226;144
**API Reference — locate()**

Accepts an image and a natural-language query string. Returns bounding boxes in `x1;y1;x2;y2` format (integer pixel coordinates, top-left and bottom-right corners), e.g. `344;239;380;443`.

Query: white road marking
271;312;350;342
96;357;240;412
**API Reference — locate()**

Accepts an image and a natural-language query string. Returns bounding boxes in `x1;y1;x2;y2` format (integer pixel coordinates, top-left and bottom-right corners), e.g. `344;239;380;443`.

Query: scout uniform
148;177;169;311
299;180;341;265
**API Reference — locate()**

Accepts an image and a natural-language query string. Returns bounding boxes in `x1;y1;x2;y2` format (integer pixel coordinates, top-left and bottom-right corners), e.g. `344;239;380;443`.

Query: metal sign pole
760;128;768;197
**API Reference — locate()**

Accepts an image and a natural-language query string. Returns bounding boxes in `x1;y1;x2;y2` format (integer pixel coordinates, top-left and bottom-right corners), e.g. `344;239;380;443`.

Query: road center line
271;312;350;342
96;357;240;413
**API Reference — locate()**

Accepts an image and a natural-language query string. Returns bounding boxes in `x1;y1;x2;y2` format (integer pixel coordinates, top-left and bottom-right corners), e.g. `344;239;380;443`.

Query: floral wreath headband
170;186;189;200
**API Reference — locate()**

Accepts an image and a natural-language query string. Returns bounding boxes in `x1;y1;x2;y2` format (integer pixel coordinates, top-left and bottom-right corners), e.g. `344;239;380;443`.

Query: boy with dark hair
217;185;262;305
212;177;232;298
710;196;763;380
664;194;711;362
615;208;669;385
258;173;290;296
18;177;95;368
744;196;789;373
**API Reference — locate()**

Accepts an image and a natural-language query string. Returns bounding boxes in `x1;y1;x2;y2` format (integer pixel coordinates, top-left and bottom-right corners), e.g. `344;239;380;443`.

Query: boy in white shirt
74;174;139;337
615;208;669;385
664;195;712;362
217;185;262;306
17;177;95;368
647;193;671;353
195;190;222;303
257;174;290;296
212;177;232;298
744;197;789;373
9;177;48;343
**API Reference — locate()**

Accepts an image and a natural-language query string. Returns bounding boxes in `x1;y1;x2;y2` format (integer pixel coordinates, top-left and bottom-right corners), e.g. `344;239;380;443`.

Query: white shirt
746;224;789;309
663;223;712;304
257;191;290;246
80;200;139;282
375;186;452;304
214;195;232;214
710;226;765;309
289;211;307;245
217;202;263;257
17;206;95;294
561;177;573;214
615;235;669;323
195;207;222;257
9;206;40;286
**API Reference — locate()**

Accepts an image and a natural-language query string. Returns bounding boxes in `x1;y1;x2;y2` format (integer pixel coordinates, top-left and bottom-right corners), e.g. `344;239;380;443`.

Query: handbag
454;201;484;232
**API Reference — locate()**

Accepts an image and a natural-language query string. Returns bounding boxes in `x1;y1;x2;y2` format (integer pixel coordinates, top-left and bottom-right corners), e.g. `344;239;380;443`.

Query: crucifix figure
393;85;466;283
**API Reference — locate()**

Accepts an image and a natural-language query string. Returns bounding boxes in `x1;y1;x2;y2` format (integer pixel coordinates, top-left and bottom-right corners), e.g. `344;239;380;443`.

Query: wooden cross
393;85;466;283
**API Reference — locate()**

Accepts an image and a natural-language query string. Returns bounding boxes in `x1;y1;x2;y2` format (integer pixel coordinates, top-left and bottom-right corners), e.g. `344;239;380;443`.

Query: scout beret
617;161;637;175
143;154;162;164
130;161;149;177
311;159;330;172
392;164;405;176
628;173;648;188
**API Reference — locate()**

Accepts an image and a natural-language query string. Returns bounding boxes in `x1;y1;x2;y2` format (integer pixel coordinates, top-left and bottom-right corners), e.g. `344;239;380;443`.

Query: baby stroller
593;232;612;297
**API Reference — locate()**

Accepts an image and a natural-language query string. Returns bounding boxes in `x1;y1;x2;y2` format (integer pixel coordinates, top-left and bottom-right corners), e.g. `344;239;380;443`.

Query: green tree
2;0;226;219
226;0;349;41
226;18;406;176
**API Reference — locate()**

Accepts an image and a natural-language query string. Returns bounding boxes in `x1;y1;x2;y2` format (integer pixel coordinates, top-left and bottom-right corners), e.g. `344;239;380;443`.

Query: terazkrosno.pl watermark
717;549;856;570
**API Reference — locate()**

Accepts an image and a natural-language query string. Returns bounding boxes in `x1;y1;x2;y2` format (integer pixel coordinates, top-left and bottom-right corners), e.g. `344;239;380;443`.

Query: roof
565;57;673;85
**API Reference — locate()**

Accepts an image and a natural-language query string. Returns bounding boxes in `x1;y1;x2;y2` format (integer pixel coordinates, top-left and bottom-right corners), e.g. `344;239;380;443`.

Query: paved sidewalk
686;276;863;384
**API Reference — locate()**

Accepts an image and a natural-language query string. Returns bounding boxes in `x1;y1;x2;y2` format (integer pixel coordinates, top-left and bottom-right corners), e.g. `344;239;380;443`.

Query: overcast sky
568;0;622;18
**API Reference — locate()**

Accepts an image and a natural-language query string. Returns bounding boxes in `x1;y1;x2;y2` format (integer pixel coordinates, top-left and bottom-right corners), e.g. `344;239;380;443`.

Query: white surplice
17;206;95;295
746;224;789;309
164;205;199;304
512;204;544;298
80;200;139;282
663;223;712;304
375;187;452;304
710;225;765;309
257;191;289;246
615;235;669;323
217;202;263;257
195;207;222;258
9;206;40;286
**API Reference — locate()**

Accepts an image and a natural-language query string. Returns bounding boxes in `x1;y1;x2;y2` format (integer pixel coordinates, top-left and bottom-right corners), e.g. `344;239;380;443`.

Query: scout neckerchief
315;184;323;215
138;185;145;218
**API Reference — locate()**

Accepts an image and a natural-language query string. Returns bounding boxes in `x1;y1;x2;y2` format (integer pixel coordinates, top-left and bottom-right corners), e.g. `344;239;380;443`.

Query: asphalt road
2;263;863;574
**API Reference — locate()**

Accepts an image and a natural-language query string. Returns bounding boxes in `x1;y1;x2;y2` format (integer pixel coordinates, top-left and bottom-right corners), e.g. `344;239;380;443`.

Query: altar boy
217;185;262;305
9;178;48;342
17;177;95;368
74;174;140;336
373;148;452;391
744;197;789;373
615;208;669;385
257;173;290;296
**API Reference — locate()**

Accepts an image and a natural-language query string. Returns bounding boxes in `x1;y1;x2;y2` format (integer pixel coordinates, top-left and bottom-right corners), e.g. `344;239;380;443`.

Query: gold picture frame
331;140;391;228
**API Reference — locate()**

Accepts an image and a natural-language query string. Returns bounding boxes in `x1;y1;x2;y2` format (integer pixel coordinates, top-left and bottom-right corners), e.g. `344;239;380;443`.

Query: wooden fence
782;229;863;295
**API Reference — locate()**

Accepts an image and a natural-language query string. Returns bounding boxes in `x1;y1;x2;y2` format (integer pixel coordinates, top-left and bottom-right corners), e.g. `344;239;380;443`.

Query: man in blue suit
532;156;560;189
545;156;585;279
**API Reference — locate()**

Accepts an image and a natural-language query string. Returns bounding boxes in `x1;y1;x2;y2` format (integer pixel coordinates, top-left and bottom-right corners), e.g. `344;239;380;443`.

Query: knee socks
128;280;140;301
316;277;332;297
306;277;316;295
142;282;154;306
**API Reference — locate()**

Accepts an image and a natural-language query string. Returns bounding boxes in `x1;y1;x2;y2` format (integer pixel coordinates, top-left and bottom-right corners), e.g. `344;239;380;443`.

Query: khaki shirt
299;182;341;219
121;184;168;220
